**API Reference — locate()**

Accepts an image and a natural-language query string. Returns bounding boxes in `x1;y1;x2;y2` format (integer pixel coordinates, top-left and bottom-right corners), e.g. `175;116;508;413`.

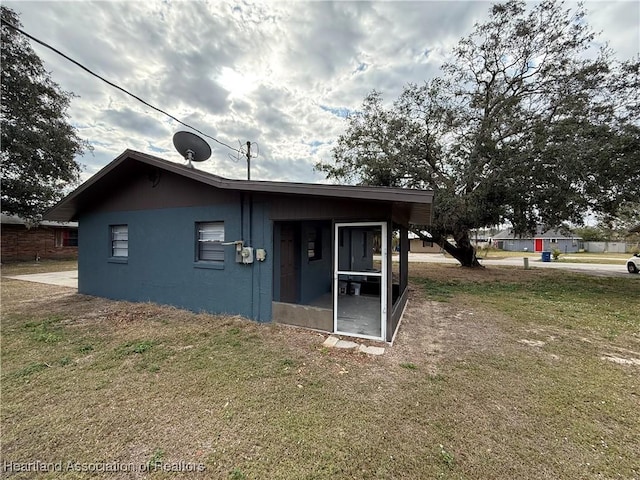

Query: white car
628;253;640;274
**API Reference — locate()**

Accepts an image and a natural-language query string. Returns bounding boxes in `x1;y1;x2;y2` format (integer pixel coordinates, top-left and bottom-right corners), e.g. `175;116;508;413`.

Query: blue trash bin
541;251;551;262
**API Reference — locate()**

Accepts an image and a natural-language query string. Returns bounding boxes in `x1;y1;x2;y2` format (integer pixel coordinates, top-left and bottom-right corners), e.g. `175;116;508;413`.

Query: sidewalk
4;270;78;288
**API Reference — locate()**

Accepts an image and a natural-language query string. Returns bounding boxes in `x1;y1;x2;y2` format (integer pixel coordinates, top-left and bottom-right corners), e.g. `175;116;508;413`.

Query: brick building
1;214;78;263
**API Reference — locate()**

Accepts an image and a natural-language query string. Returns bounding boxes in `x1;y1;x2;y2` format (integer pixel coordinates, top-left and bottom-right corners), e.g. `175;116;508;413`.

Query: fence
583;242;637;254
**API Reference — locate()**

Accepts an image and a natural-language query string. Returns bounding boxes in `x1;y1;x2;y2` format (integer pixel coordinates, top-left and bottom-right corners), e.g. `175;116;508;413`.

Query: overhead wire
1;19;242;155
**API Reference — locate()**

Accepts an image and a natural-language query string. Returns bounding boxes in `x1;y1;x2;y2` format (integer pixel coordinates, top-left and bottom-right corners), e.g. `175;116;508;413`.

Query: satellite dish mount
173;131;212;168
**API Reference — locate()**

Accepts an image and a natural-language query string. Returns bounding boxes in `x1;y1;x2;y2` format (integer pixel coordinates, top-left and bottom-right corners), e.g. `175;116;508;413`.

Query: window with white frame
197;222;224;263
111;225;128;257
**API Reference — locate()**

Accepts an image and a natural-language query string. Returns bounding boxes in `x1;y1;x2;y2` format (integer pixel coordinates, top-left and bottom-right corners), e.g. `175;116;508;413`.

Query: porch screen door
333;222;386;341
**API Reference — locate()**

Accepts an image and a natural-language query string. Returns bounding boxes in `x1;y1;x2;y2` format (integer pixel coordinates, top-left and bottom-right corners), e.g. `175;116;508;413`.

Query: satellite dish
173;131;211;168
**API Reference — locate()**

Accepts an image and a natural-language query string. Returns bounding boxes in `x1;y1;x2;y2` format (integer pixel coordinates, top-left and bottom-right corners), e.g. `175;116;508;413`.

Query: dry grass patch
1;259;78;276
410;263;639;338
1;263;639;479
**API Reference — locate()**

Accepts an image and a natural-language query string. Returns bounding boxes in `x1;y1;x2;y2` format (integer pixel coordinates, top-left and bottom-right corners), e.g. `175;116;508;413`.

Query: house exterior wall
496;239;535;252
1;225;78;262
42;151;433;342
271;222;286;303
80;162;234;214
408;238;441;253
497;238;580;253
269;195;391;222
550;239;581;253
299;222;332;304
391;227;410;338
78;201;273;322
348;229;374;271
337;228;375;271
271;221;332;305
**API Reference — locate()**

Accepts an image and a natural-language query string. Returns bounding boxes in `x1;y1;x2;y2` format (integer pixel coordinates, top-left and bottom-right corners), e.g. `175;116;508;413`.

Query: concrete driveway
4;270;78;288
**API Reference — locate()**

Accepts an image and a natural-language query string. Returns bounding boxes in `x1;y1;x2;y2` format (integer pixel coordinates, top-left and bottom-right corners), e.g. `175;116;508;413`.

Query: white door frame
333;222;387;341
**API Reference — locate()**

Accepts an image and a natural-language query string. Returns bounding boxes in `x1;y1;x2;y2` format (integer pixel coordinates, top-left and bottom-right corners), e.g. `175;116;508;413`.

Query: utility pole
246;141;251;180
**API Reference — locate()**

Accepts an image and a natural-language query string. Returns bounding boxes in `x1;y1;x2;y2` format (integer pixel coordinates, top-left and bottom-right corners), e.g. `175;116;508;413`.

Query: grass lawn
1;262;639;479
1;259;78;275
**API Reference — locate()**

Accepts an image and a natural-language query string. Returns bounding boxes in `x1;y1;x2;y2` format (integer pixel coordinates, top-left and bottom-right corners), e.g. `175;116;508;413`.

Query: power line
1;19;242;155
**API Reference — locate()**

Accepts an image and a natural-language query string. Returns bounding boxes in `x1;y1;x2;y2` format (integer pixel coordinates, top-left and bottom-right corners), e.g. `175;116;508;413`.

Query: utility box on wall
238;246;254;264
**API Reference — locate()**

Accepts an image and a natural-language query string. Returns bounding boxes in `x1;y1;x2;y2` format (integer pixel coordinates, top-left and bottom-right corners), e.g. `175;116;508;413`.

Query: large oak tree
317;0;639;266
1;6;88;221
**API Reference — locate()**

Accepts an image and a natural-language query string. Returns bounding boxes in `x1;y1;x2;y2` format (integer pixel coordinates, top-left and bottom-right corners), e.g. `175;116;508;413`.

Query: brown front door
280;224;298;303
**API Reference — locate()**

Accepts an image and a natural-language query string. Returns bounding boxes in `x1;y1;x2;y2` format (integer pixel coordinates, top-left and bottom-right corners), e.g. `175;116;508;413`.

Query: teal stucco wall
78;200;273;322
299;222;332;304
271;221;332;305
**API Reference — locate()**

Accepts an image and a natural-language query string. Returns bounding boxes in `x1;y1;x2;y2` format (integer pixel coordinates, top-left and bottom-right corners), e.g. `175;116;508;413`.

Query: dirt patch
384;287;504;373
600;346;640;367
518;339;546;347
601;354;640;366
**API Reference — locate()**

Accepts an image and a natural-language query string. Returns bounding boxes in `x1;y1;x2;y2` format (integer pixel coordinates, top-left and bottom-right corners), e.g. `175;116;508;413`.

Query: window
197;222;224;263
550;238;558;244
308;227;322;261
55;229;78;247
111;225;128;257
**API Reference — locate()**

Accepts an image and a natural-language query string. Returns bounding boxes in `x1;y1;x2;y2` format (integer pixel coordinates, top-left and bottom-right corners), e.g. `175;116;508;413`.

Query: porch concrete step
323;336;339;348
322;335;385;355
357;344;385;356
335;339;359;349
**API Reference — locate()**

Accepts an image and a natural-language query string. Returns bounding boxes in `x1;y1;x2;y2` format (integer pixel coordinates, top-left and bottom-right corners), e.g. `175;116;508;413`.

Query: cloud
320;105;352;119
4;0;638;186
585;1;640;60
99;106;172;139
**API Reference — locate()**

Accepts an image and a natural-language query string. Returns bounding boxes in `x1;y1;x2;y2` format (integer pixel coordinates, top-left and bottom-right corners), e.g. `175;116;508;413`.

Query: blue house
45;150;433;342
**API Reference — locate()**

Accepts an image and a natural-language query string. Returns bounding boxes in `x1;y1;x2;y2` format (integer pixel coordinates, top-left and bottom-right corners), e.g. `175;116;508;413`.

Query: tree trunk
414;230;483;268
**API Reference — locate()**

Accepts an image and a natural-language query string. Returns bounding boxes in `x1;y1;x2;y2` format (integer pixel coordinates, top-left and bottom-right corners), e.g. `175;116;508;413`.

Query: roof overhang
1;213;78;228
44;150;433;225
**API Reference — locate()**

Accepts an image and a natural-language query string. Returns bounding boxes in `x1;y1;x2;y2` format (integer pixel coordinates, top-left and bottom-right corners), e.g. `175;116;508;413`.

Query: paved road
407;253;638;279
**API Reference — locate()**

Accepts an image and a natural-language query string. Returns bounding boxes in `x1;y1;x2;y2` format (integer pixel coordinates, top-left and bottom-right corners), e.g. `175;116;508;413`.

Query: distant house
1;213;78;263
493;227;582;253
408;231;441;253
44;150;433;342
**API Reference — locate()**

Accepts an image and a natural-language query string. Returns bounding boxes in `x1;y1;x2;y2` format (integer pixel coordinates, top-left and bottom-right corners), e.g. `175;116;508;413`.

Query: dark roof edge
44;149;433;220
1;213;77;228
43;149;135;220
129;150;433;203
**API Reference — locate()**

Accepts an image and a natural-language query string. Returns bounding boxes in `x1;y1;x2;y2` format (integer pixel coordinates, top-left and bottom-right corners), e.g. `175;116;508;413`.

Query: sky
5;0;640;185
